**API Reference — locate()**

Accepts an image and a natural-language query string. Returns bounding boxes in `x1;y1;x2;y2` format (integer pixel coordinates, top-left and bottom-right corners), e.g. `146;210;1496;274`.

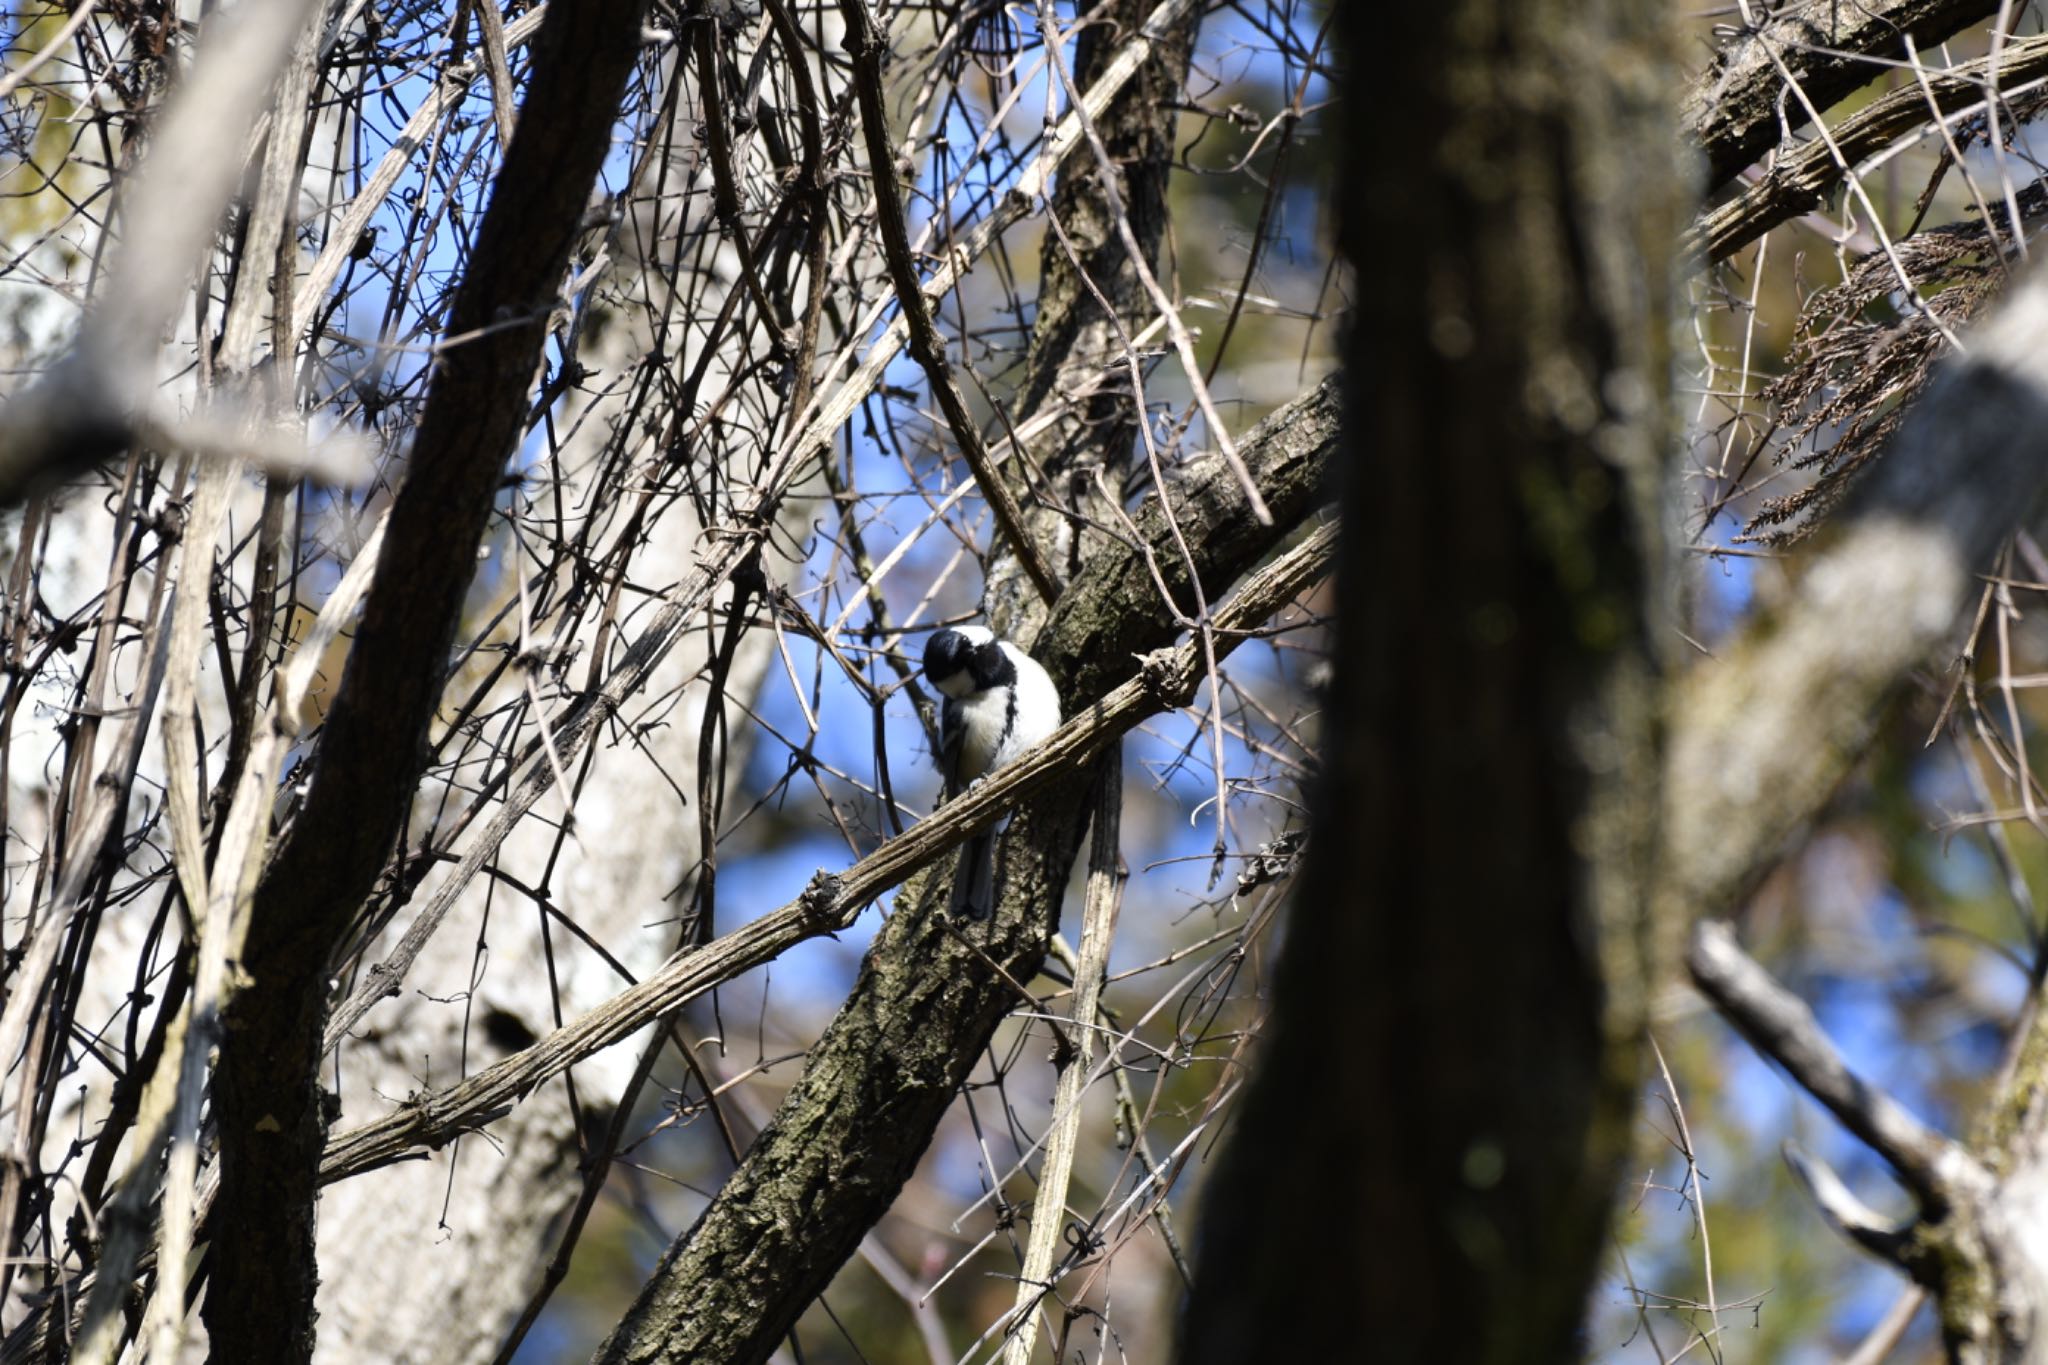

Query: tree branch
989;0;1201;632
1682;0;2001;191
1781;1142;1915;1266
1664;265;2048;925
1684;33;2048;265
203;4;651;1358
840;0;1063;604
998;747;1124;1365
0;0;324;500
1674;252;2048;1336
1689;921;1985;1210
304;0;1215;1057
578;521;1329;1362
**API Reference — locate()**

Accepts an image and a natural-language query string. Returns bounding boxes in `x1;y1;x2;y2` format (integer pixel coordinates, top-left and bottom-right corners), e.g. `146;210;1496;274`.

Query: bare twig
1034;0;1272;525
999;750;1124;1365
1683;34;2048;264
839;0;1061;604
1687;920;1985;1209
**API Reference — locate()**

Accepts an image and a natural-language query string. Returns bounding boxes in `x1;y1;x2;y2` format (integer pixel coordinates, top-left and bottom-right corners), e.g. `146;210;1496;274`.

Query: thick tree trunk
1180;3;1681;1360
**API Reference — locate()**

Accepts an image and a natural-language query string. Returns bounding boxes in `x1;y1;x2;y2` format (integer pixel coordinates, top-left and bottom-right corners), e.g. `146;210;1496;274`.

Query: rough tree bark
8;0;2047;1358
1681;0;2001;191
1181;2;1681;1360
585;391;1335;1364
1668;266;2048;1362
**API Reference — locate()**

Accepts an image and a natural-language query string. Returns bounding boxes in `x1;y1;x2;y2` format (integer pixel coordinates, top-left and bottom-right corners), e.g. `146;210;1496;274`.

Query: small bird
922;625;1062;919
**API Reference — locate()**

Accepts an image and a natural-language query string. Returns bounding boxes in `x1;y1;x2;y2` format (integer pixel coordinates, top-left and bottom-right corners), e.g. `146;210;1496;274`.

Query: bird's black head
923;627;973;683
924;626;1012;696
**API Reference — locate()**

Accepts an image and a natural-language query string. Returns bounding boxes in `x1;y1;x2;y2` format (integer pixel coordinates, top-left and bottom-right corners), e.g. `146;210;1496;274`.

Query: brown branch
691;18;788;337
1681;0;2002;191
291;5;551;324
1040;374;1335;697
202;4;653;1359
469;0;518;149
839;0;1062;604
306;2;1214;1058
1685;33;2048;265
988;0;1198;635
1033;0;1270;527
581;514;1331;1364
0;0;325;501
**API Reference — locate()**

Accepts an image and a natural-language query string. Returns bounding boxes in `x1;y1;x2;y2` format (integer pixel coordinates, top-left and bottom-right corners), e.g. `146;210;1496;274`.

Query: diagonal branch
292;4;552;326
1682;0;2002;191
1781;1142;1915;1265
203;4;653;1359
998;747;1124;1365
1685;33;2048;265
840;0;1062;603
580;524;1330;1364
311;0;1216;1054
1665;266;2048;924
1688;921;1985;1210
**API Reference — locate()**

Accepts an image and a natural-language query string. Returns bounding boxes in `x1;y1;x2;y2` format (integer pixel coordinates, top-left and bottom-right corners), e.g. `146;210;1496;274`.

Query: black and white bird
922;625;1062;919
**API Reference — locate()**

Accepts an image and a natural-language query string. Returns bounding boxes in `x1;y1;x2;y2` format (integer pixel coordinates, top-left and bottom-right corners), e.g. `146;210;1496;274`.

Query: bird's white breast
994;646;1060;765
954;686;1011;780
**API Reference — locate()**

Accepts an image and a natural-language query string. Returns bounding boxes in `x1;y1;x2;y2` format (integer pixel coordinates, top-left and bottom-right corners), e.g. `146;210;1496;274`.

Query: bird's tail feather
949;828;996;920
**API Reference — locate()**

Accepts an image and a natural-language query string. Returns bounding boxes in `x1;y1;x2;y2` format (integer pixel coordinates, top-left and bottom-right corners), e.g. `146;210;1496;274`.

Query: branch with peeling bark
1684;33;2048;265
998;749;1125;1365
1680;0;2001;191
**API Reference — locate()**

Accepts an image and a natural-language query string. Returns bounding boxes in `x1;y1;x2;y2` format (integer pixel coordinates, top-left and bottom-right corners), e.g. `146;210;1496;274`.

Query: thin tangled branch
1739;187;2048;545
